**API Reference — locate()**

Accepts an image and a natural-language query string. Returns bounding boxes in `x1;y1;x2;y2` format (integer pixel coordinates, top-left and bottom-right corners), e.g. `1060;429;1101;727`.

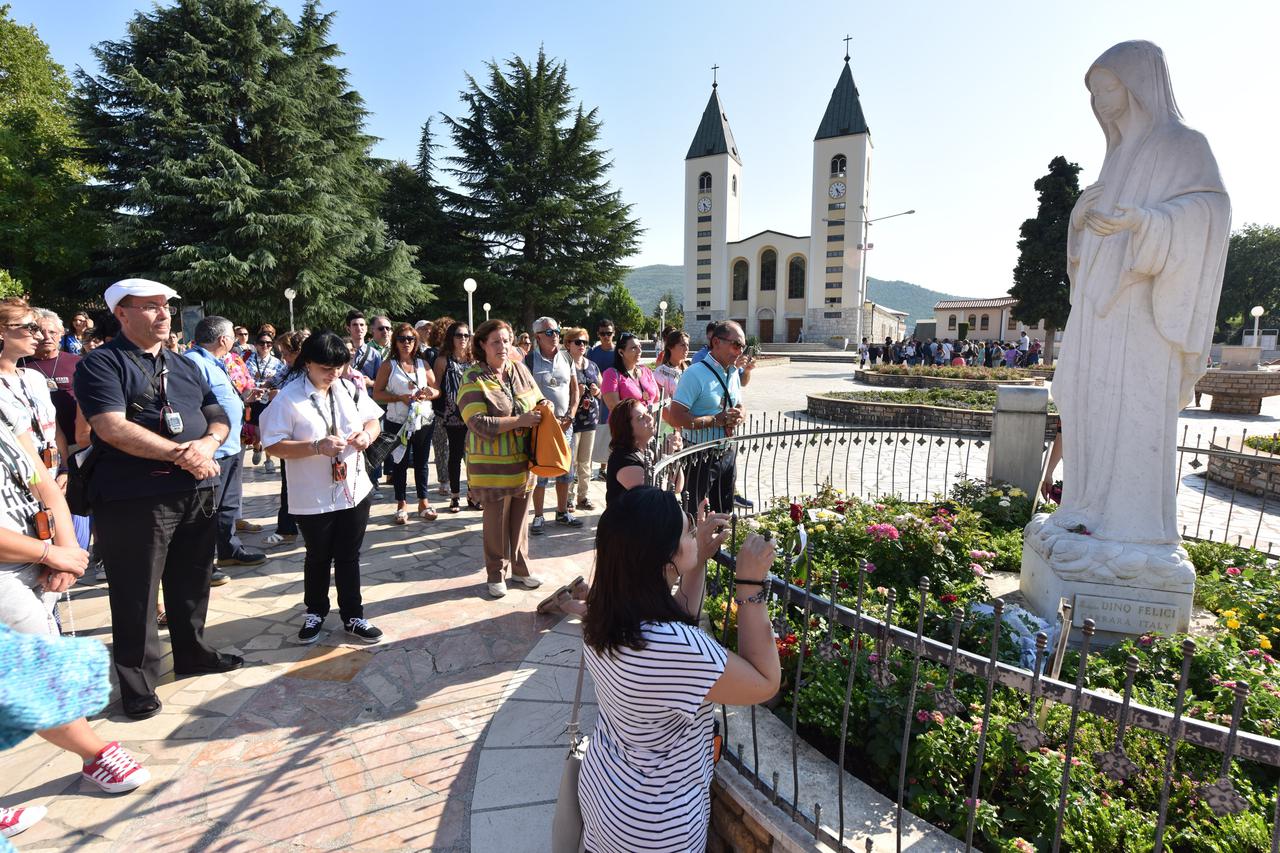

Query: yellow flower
992;490;1005;497
1009;488;1026;498
1227;618;1241;630
1262;637;1273;650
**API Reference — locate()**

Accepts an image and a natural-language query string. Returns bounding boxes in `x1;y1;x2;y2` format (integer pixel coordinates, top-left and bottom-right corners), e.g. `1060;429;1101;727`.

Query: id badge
161;405;184;436
39;446;59;470
332;460;348;482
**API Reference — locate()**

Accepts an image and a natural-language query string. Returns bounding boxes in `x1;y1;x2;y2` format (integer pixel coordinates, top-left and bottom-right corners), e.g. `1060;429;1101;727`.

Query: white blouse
259;375;384;515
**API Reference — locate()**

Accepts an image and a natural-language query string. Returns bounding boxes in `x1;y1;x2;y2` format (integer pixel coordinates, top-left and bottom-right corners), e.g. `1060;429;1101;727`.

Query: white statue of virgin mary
1051;41;1230;547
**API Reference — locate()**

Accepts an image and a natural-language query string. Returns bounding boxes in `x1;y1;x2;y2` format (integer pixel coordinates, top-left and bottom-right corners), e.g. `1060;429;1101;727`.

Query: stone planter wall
1194;369;1280;415
707;777;776;853
855;369;1039;391
1206;437;1280;499
807;393;1061;438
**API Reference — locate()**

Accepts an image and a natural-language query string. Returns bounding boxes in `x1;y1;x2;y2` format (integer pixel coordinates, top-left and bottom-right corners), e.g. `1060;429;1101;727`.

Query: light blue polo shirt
184;346;243;458
673;357;742;446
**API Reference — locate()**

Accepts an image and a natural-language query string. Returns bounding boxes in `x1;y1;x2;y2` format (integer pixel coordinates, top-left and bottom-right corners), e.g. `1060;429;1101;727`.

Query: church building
683;54;884;343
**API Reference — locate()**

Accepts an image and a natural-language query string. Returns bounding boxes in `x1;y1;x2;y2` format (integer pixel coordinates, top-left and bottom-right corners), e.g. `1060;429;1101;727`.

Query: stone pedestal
1020;513;1194;644
987;385;1049;498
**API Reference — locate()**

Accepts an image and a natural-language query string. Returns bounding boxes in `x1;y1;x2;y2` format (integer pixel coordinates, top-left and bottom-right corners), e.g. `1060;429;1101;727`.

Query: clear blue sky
9;0;1278;299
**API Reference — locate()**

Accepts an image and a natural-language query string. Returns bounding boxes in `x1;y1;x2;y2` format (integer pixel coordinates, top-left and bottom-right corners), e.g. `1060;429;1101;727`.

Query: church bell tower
683;72;742;334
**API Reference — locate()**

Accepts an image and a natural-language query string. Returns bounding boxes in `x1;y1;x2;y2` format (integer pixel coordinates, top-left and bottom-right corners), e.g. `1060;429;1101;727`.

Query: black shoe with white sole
298;613;324;644
344;617;383;644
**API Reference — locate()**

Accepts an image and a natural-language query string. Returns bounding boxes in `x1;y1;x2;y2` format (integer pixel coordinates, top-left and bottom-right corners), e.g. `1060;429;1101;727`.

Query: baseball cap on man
104;278;181;313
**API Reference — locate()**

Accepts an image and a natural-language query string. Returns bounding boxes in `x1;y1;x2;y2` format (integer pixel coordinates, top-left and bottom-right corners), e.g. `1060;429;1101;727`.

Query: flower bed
708;485;1280;851
808;390;1060;436
1246;434;1280;455
857;365;1041;392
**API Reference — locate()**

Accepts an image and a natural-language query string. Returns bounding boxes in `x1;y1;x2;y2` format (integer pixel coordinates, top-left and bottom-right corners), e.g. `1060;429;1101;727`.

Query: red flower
939;593;958;605
790;503;803;522
834;501;847;514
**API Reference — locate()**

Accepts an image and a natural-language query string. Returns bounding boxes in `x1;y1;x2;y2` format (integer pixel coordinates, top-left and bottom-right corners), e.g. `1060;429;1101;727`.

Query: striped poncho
459;359;542;500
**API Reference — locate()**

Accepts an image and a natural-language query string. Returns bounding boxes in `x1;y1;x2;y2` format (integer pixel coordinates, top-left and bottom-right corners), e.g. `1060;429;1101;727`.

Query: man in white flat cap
74;279;244;720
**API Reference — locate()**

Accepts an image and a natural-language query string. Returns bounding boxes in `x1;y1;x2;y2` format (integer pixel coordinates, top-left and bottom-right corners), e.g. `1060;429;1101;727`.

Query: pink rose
1226;566;1242;577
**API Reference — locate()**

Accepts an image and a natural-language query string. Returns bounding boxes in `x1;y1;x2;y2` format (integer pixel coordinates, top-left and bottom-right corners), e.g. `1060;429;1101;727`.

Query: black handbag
65;445;97;516
364;423;402;470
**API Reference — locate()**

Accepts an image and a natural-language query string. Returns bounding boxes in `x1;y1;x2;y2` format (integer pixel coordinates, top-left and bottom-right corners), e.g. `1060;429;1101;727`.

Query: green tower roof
815;61;869;140
685;87;741;164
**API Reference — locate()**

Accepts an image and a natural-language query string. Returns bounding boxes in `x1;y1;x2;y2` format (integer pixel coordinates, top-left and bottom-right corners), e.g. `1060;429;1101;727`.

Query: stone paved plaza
3;358;1278;851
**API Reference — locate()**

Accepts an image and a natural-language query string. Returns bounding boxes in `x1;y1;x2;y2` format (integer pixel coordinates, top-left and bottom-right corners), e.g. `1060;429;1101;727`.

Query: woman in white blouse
260;332;385;646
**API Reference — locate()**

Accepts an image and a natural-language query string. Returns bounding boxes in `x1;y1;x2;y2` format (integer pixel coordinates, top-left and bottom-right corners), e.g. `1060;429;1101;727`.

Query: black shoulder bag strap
698;359;735;415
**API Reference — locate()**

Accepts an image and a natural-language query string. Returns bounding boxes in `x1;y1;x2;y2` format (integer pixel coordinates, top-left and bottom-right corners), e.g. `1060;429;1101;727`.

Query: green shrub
1245;433;1280;455
828;389;1058;413
865;364;1033;381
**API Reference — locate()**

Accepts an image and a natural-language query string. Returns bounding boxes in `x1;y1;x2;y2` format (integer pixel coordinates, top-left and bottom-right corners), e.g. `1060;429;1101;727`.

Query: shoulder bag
550;647;589;853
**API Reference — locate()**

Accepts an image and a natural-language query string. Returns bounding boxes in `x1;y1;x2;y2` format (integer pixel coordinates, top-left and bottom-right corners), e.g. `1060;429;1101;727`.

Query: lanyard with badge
0;375;59;470
310;388;357;505
124;350;184;437
0;406;54;541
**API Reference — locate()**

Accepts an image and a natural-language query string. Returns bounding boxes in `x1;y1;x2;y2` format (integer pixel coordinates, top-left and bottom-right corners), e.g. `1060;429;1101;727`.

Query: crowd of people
0;281;777;845
857;330;1044;368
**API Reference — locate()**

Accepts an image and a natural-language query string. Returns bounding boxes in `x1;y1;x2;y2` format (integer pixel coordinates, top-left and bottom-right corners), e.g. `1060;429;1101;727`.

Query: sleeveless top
440;356;469;428
384;358;427;423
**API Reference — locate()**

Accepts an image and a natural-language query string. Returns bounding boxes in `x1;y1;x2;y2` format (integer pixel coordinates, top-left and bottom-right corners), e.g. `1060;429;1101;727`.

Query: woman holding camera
260;332;384;645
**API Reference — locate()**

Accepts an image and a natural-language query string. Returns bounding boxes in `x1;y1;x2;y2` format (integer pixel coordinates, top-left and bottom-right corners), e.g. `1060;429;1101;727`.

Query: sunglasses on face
716;336;746;350
454;332;472;339
257;339;273;345
395;336;417;343
540;329;561;337
598;330;614;336
6;323;41;335
374;326;391;332
569;339;588;346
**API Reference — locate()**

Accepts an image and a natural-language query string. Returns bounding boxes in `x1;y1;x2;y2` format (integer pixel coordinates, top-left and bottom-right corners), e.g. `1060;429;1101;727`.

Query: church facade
683;58;876;343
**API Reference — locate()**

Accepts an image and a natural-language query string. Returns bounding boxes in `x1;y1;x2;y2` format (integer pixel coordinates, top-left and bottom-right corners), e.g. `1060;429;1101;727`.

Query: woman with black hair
600;332;659;415
259;332;385;645
432;320;476;513
578;487;780;852
604;397;682;508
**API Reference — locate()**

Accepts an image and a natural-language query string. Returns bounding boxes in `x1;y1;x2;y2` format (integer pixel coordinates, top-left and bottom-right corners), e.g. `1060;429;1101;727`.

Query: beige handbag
550;648;589;853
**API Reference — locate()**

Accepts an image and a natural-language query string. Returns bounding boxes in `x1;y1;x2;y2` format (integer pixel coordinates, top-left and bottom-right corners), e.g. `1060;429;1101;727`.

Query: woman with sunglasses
260;332;385;645
263;332;304;548
578;487;778;852
423;317;455;497
0;299;65;480
600;332;660;419
562;327;601;511
433;321;477;514
244;330;286;474
373;323;440;524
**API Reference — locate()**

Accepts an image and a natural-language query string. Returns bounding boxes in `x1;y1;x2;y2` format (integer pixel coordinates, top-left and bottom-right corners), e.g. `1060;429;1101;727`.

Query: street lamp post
659;300;668;330
1252;305;1265;347
483;302;491;321
283;287;297;331
463;278;477;329
826;207;915;344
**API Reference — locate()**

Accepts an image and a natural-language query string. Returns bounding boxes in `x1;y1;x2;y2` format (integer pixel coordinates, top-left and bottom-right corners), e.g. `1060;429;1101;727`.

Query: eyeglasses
454;332;472;339
395;336;417;343
257;339;273;345
374;326;392;332
540;329;561;337
715;336;746;350
569;340;589;346
5;323;41;335
598;330;614;336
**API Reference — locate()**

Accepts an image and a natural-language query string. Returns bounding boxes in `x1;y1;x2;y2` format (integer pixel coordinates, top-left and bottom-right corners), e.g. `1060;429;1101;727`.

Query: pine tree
74;0;428;330
380;120;484;321
0;5;99;307
442;49;642;329
1009;156;1081;362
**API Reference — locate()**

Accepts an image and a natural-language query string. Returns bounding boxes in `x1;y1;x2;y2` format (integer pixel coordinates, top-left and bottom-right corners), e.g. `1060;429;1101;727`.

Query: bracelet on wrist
733;577;771;605
734;577;765;586
37;540;51;565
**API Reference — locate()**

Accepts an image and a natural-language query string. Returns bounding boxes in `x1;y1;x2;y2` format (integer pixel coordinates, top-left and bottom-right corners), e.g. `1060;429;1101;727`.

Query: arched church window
968;314;977;329
732;175;737;196
760;250;777;291
980;315;989;330
732;260;749;301
948;314;957;330
698;172;712;193
788;257;805;299
831;154;847;175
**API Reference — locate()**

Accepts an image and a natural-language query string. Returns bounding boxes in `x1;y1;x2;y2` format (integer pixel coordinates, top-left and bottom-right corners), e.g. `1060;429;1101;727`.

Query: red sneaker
0;804;47;838
82;742;150;793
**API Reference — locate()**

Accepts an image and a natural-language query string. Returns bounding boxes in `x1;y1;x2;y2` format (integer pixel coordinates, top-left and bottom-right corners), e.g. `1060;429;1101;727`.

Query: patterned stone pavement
4;462;599;852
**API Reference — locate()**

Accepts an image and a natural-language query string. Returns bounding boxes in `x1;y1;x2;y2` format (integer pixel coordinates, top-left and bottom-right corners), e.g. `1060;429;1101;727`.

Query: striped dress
579;621;728;853
458;360;542;501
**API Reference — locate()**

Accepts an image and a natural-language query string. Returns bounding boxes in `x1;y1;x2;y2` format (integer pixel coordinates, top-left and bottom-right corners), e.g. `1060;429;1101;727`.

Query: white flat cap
104;278;180;313
414;320;430;329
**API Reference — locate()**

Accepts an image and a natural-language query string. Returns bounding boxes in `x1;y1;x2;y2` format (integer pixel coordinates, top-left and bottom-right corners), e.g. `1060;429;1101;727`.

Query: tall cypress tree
443;49;641;329
74;0;428;329
380;119;483;320
1009;156;1081;362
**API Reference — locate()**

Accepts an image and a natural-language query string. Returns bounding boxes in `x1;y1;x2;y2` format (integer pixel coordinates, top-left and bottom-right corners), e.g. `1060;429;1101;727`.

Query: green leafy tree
0;5;100;308
1009;156;1081;362
1215;224;1280;336
443;49;642;329
599;283;645;335
381;119;485;322
74;0;427;330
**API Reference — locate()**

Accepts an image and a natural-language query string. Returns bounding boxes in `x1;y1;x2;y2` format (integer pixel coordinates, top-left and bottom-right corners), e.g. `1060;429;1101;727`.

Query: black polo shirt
74;334;223;502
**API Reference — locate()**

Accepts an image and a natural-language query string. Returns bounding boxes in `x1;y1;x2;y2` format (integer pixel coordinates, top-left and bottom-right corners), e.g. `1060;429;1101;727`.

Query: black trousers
294;496;371;622
682;446;737;514
388;421;435;502
445;424;468;495
276;459;298;536
95;488;221;704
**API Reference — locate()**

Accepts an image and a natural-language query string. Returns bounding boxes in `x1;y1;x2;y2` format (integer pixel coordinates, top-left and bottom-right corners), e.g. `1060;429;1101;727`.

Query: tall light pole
483;302;491;321
1252;304;1265;346
659;299;668;330
463;277;477;329
824;207;915;345
283;287;297;331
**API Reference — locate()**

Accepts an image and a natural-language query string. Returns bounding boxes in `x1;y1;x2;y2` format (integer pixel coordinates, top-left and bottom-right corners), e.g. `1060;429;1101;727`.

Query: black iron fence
647;417;1280;851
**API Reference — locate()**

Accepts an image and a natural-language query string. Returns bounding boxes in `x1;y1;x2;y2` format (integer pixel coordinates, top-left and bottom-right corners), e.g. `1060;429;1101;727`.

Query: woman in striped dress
458;320;545;599
579;487;780;852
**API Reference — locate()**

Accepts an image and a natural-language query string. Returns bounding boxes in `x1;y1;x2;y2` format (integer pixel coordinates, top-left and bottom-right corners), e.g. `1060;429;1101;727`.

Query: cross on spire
843;35;852;62
711;64;719;88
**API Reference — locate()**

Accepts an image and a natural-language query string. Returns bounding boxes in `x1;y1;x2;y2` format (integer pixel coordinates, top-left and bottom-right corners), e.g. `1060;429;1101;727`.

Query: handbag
364;423;401;470
550;646;589;853
65;445;97;516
